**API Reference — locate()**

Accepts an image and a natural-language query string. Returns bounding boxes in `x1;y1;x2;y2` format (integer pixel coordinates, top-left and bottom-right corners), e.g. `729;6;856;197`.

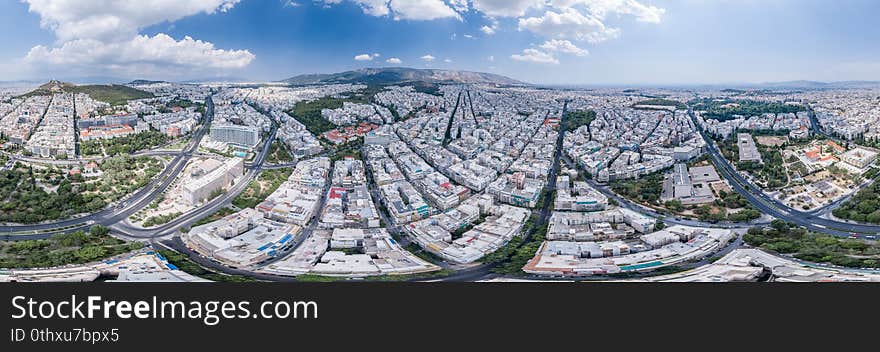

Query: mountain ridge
281;67;525;86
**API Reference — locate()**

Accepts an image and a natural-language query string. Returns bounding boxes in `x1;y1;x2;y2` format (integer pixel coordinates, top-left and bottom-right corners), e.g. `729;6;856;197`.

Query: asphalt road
0;95;217;240
114;110;281;239
688;108;880;237
6;95;880;282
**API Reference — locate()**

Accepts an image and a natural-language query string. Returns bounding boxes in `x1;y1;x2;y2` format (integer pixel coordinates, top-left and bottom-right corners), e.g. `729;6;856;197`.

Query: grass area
80;130;170;156
266;141;294;164
487;214;548;275
160;99;205;115
833;178;880;223
232;167;293;209
690;98;806;122
142;212;182;228
474;212;545;276
191;207;237;228
692;203;761;223
744;220;880;268
612;172;760;223
0;226;142;269
157;250;258;282
24;84;154;106
408;81;441;96
202;146;234;158
610;173;664;205
73;85;153;106
633;98;686;109
562;110;597;132
284;85;396;135
330;137;363;162
286;97;341;136
0;156;162;223
719;137;788;189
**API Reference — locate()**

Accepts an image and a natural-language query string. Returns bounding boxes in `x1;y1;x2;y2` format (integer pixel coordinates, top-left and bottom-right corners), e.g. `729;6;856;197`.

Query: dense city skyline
1;0;879;84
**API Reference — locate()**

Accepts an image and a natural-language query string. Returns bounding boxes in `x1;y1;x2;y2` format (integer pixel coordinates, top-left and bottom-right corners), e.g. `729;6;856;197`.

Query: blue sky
1;0;879;85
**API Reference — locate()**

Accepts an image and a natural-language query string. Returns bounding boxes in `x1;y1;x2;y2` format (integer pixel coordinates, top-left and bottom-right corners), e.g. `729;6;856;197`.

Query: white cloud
472;0;544;17
480;19;499;35
21;0;253;78
386;57;403;64
447;0;469;13
518;8;619;43
540;39;589;56
390;0;461;21
23;0;242;42
25;34;255;71
322;0;390;16
323;0;461;20
354;53;375;61
421;55;436;62
444;58;453;63
511;48;559;64
487;55;495;62
317;0;667;48
551;0;666;24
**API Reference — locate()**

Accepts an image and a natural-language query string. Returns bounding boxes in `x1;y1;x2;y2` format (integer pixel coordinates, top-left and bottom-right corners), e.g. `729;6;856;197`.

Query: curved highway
688;108;880;237
0;95;218;240
6;95;880;283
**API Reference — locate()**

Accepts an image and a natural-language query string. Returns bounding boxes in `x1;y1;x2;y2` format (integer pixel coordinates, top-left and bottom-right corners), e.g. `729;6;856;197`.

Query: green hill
20;81;154;106
68;85;154;106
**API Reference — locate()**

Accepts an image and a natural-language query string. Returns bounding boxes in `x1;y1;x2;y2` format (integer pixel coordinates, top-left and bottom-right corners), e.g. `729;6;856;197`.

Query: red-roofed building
329;187;346;199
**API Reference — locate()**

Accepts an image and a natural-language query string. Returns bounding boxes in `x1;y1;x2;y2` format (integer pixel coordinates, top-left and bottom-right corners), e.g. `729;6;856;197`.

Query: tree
770;219;790;233
89;224;110;237
664;199;684;212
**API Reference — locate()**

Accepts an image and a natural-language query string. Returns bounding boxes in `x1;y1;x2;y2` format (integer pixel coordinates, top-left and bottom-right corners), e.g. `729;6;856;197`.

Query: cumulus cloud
509;39;588;65
23;0;241;42
480;19;499;35
320;0;666;48
447;0;469;13
551;0;666;24
322;0;391;17
540;39;589;56
390;0;461;21
421;55;436;62
511;48;559;64
25;34;255;74
518;8;619;43
322;0;461;20
354;53;376;61
386;57;403;64
21;0;253;78
472;0;544;17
